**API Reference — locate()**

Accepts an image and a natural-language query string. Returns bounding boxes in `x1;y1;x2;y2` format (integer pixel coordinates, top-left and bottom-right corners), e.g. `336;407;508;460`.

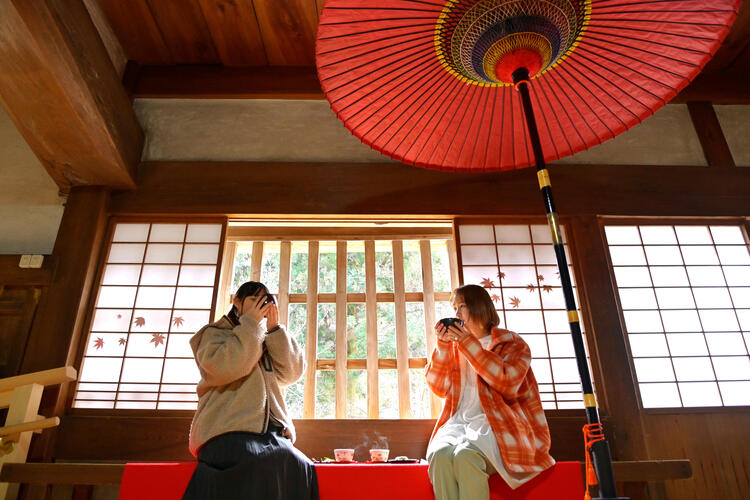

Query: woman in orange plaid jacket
426;284;555;500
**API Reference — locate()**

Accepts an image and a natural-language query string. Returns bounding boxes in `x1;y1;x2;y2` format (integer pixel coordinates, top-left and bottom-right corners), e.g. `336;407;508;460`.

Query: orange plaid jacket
426;327;554;473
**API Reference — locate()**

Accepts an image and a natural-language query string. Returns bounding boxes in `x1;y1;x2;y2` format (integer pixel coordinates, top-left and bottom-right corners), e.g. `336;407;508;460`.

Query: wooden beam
686;102;736;168
227;226;452;241
0;256;57;287
110;162;750;217
125;64;750;104
674;71;750;104
127;65;323;99
0;0;142;190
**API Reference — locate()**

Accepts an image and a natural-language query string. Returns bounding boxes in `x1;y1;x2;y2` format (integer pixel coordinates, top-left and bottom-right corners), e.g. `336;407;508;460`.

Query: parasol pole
512;67;627;500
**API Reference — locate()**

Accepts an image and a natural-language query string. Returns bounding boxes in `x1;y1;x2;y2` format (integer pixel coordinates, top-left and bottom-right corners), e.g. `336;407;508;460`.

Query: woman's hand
435;321;452;343
240;295;271;324
435;321;472;343
266;302;279;331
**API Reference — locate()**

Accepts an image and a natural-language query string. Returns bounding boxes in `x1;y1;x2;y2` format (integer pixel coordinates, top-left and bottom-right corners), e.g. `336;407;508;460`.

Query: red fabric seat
119;461;583;500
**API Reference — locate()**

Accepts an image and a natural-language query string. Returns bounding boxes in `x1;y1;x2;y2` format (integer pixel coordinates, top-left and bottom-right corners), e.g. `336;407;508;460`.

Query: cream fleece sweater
188;314;305;456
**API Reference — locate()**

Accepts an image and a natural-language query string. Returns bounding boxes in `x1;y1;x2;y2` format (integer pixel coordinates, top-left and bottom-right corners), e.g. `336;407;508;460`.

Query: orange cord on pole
583;423;605;500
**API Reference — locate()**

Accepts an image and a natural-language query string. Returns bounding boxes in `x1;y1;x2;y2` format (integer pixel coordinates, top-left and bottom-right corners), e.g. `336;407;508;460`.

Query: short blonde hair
451;284;500;330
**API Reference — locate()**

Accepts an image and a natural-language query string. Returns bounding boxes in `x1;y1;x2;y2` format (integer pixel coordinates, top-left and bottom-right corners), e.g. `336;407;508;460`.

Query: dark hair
227;281;271;325
451;284;500;330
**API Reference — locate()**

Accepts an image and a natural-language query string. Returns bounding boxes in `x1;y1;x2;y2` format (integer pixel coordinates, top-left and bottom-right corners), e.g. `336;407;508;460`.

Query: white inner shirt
427;335;539;489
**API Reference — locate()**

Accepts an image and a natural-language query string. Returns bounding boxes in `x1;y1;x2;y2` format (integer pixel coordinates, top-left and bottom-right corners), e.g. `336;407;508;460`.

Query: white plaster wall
552;104;706;166
714;104;750;167
135;99;393;163
136;100;707;167
0;105;66;254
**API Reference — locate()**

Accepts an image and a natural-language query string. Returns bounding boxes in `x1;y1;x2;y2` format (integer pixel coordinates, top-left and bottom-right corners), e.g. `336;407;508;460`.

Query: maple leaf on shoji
118;337;127;346
509;297;521;308
93;337;104;350
480;277;495;288
542;285;554;293
150;333;165;347
491;294;501;303
134;317;146;327
526;284;536;292
173;316;185;327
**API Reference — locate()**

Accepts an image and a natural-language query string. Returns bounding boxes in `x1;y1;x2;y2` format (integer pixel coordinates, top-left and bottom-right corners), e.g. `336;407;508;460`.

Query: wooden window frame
67;216;228;417
454;216;599;417
599;216;750;415
225;222;457;419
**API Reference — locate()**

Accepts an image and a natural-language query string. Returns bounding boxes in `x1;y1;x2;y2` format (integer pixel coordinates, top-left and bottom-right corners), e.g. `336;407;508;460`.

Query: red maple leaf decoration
526;283;537;292
480;277;495;288
93;337;104;350
509;297;521;308
133;316;146;327
538;274;545;282
150;333;165;347
172;316;185;327
118;337;127;346
542;285;554;293
490;294;501;303
497;271;505;281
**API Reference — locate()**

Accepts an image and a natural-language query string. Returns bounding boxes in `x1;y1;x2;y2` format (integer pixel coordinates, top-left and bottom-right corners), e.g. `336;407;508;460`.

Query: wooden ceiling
96;0;324;66
94;0;750;102
96;0;750;71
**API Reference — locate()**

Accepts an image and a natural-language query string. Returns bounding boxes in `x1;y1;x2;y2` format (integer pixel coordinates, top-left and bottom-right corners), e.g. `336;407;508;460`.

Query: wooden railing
0;366;77;500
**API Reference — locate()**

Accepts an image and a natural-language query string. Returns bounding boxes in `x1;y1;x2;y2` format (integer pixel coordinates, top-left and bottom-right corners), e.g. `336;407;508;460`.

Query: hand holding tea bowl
369;449;389;462
334;448;355;462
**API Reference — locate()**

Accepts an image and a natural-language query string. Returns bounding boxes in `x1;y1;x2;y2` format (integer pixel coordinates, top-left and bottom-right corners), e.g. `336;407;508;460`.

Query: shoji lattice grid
74;222;222;410
605;225;750;408
458;224;584;409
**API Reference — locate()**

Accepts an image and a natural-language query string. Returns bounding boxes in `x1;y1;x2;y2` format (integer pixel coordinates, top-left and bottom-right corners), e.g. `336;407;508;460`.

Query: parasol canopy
316;0;741;171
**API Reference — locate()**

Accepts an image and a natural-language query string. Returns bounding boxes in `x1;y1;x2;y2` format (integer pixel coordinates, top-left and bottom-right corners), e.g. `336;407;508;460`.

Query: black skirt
182;427;319;500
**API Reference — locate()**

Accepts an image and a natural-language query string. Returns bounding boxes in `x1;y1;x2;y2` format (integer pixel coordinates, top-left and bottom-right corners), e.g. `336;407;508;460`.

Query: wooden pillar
20;187;109;463
568;216;649;459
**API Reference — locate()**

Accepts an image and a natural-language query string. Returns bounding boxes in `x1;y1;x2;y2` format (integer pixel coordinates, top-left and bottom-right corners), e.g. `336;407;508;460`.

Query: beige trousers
427;441;496;500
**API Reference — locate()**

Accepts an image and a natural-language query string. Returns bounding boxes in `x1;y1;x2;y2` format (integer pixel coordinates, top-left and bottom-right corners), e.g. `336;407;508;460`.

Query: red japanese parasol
316;1;740;498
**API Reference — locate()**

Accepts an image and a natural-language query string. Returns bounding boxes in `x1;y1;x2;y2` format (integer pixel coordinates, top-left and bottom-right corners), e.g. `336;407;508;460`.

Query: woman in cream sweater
182;281;318;500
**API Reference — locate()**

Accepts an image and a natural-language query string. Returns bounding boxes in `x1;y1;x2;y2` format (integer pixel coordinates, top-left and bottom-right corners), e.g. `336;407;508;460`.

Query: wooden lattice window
217;221;458;419
605;223;750;408
73;221;225;410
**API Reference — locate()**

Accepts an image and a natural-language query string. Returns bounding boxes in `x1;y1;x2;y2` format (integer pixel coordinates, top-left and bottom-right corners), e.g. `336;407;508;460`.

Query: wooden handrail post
0;383;43;500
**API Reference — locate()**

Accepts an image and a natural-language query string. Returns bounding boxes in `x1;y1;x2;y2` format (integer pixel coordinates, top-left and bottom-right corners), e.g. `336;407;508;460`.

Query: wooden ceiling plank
0;0;143;190
94;0;171;64
253;0;318;66
197;0;267;66
145;0;219;64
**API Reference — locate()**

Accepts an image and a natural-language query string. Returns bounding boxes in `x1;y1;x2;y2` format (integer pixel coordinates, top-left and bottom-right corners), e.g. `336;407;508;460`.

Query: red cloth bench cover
119;461;583;500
